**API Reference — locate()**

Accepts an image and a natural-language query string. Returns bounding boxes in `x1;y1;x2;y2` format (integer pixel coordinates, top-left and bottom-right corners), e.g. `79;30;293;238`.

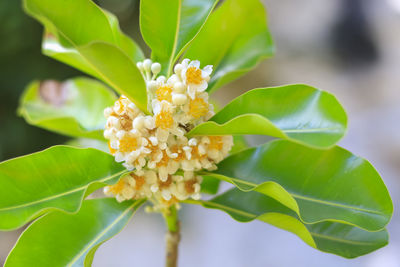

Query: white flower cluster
103;59;233;209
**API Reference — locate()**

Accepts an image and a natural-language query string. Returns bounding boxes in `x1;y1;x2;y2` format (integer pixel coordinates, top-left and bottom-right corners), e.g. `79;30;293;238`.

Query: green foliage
0;146;126;230
23;0;148;111
230;135;249;154
66;138;109;153
140;0;218;75
187;188;388;258
75;42;148;113
4;198;144;267
189;85;347;148
19;77;116;140
23;0;139;52
199;175;221;195
203;140;392;231
184;0;274;93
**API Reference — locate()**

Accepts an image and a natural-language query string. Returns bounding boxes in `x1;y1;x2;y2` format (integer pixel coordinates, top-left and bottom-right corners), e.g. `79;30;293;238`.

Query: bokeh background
1;0;399;266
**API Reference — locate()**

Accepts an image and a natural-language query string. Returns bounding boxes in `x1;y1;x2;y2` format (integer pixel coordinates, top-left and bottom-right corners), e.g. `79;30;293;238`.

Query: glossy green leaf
200;175;220;195
24;0;143;59
42;21;144;81
66;138;109;153
231;135;249;154
5;198;145;267
184;0;274;93
76;41;148;113
0;146;127;230
140;0;218;75
202;140;393;231
186;188;388;258
42;31;102;80
24;0;148;111
189;85;347;149
18;78;116;140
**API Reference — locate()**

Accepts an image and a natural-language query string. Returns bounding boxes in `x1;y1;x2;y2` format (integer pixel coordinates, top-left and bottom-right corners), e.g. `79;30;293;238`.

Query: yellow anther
184;179;197;194
186;66;203;84
209;136;223;150
191;145;206;160
171;145;185;161
119;136;138;152
189;98;208;118
120;114;132;131
158;175;172;188
161;195;179;206
131;174;145;190
108;141;117;155
155;110;174;129
156;85;173;102
116;96;126;113
109;179;125;194
156;150;169;167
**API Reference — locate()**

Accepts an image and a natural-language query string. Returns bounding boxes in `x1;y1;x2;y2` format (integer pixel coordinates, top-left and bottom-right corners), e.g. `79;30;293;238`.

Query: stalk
163;205;180;267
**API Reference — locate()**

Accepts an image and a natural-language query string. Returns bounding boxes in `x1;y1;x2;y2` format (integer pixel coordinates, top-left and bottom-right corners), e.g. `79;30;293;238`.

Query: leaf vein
226;177;384;216
310;232;379;246
67;200;144;266
0;170;126;212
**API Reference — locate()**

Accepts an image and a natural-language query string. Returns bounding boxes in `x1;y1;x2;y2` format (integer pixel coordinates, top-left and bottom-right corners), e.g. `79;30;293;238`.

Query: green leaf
18;78;116;140
188;85;347;149
202;140;393;231
306;222;387;259
231;135;249;154
23;0;148;111
42;31;102;80
140;0;218;75
0;146;127;230
42;8;145;80
4;198;145;267
184;0;274;93
24;0;143;59
66;138;109;153
187;188;388;258
76;41;148;113
200;175;220;195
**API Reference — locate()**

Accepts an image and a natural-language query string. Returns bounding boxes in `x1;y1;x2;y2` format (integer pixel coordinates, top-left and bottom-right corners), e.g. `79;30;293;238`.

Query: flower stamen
186;66;203;84
189;97;209;118
156;85;173;102
119;136;138;152
155;110;174;129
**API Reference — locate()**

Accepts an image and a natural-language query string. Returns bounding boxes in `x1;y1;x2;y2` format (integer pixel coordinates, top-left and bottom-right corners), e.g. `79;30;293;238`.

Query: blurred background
0;0;399;266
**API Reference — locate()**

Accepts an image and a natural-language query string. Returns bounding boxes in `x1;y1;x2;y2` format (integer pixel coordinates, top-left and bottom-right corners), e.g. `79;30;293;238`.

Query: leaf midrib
310;232;380;246
191;199;379;247
190;113;343;138
0;170;126;212
40;20;148;113
67;200;144;266
200;199;255;218
226;177;385;216
167;0;182;76
283;127;343;133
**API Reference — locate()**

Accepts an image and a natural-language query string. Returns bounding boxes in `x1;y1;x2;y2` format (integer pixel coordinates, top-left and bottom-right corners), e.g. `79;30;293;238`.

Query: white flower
179;59;213;99
103;59;232;211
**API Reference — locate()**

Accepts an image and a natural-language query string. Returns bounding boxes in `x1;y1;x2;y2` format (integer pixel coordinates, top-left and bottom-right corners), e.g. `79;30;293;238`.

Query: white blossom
103;58;233;211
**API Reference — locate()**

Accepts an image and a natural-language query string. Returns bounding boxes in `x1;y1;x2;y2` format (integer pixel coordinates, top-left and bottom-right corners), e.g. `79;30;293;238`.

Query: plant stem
163;205;180;267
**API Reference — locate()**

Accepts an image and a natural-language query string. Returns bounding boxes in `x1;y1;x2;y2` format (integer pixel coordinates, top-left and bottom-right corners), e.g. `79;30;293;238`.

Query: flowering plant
0;0;393;266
